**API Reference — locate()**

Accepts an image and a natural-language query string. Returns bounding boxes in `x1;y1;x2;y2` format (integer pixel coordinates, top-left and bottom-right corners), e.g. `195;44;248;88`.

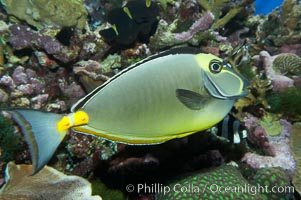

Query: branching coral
197;0;254;29
255;0;301;51
173;11;215;41
149;11;215;49
234;74;272;112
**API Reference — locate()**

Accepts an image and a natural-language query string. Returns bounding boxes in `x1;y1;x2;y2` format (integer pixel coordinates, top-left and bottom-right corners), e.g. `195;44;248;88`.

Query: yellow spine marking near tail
57;116;72;131
56;110;89;132
73;110;89;126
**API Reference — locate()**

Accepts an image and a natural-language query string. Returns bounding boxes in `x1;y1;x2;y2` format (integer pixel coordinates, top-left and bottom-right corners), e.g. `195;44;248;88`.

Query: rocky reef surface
0;0;301;199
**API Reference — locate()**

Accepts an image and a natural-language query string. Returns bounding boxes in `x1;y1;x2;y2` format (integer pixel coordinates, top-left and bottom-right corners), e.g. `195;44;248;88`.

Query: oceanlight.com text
125;183;295;196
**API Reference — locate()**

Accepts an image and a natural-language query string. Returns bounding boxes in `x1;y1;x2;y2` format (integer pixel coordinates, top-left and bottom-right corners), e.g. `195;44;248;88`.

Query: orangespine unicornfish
5;47;249;174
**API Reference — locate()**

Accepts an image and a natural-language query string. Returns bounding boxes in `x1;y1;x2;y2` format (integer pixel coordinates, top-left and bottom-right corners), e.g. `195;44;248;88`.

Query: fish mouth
203;72;249;100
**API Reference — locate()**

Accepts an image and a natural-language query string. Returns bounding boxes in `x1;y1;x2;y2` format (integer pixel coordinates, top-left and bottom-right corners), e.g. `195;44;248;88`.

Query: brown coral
0;162;102;200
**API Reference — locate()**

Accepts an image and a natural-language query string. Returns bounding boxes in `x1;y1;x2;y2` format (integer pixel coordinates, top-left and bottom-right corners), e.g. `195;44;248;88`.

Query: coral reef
1;0;88;29
258;51;295;92
8;23;110;64
91;179;125;200
149;11;215;49
173;11;214;41
234;74;272;112
0;162;102;200
249;167;292;200
254;0;301;55
242;119;296;173
273;53;301;76
198;0;254;30
73;60;111;92
60;132;117;177
267;87;301;120
0;114;20;162
0;63;84;109
259;113;282;136
9;24;79;63
156;165;293;200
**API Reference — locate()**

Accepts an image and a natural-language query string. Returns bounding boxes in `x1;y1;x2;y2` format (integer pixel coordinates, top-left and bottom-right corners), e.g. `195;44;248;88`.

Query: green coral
156;165;293;200
157;165;258;200
273;53;301;76
267;87;301;120
259;113;282;136
0;114;21;162
291;122;301;196
249;168;292;200
1;0;87;29
91;179;125;200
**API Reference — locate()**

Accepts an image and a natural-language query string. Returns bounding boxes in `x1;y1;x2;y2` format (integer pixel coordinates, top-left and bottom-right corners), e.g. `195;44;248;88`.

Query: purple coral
12;66;28;85
242;119;296;174
173;11;215;41
9;25;78;63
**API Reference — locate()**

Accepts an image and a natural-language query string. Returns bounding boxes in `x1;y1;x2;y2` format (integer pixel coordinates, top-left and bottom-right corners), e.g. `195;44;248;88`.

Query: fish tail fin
6;109;67;175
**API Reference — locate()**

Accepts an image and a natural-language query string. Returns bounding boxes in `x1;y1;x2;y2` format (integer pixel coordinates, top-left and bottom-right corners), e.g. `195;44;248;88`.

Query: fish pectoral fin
176;89;209;110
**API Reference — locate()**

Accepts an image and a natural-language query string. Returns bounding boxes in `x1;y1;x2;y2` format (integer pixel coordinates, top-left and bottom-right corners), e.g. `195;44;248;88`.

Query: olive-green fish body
74;54;234;144
5;47;249;174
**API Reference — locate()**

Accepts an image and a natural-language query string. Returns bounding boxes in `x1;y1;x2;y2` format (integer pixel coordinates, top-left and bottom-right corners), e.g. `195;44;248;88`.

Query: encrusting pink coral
242;119;296;174
173;11;215;41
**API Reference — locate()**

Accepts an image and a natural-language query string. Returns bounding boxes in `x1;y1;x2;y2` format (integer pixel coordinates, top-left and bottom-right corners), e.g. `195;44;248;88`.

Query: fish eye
209;60;222;73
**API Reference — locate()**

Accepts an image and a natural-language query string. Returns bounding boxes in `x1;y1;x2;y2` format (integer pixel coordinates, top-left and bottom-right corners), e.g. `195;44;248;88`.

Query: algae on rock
197;0;254;29
1;0;88;29
291;122;301;196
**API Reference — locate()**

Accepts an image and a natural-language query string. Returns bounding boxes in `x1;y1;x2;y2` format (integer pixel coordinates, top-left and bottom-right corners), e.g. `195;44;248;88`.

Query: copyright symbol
126;184;135;192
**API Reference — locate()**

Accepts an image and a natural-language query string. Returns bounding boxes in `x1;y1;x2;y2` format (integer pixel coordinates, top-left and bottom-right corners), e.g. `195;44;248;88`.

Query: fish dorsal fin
71;47;201;111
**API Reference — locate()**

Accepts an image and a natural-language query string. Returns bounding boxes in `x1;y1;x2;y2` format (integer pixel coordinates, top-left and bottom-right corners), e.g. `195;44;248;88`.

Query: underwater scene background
0;0;301;199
